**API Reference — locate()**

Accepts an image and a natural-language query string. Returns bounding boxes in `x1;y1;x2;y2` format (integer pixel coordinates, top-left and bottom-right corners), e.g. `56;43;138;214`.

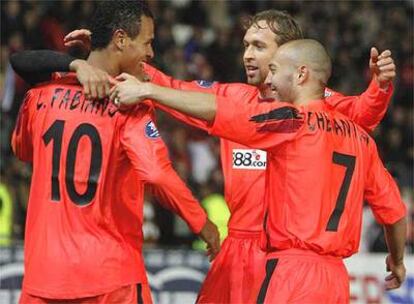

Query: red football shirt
210;95;406;257
144;64;394;233
12;74;206;298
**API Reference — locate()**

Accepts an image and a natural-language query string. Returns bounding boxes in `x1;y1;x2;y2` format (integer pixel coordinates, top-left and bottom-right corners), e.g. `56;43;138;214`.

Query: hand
69;59;112;99
110;73;152;109
369;47;396;90
198;219;220;262
64;29;92;51
385;255;406;290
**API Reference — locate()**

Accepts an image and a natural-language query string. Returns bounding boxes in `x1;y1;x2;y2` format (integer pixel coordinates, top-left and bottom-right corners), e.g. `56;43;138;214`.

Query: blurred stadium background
0;1;413;303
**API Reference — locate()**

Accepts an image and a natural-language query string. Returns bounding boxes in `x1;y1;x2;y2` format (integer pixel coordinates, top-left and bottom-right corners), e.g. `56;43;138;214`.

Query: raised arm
120;108;220;258
325;48;395;131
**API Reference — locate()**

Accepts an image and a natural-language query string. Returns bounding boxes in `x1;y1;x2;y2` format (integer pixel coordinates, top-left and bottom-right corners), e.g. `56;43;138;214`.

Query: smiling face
265;39;333;104
265;50;297;103
119;15;154;77
243;20;279;87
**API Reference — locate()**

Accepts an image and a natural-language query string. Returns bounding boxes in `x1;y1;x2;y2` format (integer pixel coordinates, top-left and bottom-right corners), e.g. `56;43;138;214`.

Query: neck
258;83;274;99
87;48;120;76
294;86;325;106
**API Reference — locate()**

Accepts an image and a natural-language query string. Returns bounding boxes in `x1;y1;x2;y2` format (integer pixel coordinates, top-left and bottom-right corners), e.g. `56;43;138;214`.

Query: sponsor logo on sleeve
324;89;333;97
145;121;160;139
232;149;267;169
196;80;214;88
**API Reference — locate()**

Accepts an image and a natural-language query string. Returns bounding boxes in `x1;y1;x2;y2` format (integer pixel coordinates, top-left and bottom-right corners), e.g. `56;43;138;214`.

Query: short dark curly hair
90;0;153;50
244;10;303;46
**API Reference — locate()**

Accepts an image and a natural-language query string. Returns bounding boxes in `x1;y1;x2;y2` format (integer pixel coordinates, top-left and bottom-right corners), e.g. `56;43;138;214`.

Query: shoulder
32;73;81;91
324;87;344;98
220;82;258;94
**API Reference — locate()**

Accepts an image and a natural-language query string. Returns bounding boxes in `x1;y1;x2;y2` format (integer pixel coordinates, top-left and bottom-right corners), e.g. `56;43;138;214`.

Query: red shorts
197;229;266;303
255;249;349;304
19;283;153;304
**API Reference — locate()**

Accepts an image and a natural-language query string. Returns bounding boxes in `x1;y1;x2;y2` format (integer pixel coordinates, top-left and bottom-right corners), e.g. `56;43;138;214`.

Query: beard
246;73;266;87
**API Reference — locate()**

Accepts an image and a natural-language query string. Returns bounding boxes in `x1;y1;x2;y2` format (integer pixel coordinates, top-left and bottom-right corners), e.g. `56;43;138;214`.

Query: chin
246;77;261;86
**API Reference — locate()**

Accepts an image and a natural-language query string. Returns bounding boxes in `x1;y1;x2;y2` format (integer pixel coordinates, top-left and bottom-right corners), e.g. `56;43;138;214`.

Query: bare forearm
148;84;217;122
384;217;407;264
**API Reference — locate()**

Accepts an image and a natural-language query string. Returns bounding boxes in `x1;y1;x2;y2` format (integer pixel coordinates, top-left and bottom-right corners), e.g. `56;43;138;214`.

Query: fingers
64;29;91;42
377;57;393;67
378;64;396;72
108;76;118;86
115;73;135;81
205;245;218;262
83;82;91;100
88;79;99;100
64;30;80;42
378;49;392;60
96;82;105;100
64;39;84;48
85;74;112;99
103;81;111;97
370;48;393;67
64;29;92;50
109;86;118;102
370;47;379;63
370;48;396;87
385;276;401;290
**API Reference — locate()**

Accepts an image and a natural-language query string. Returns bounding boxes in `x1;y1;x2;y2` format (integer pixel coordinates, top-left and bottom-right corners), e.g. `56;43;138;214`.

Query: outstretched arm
111;73;301;151
10;50;111;99
10;50;75;85
111;73;218;122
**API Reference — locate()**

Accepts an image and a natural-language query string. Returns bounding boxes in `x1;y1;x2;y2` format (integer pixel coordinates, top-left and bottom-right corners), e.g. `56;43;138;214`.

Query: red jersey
144;64;393;233
210;95;406;257
11;74;206;299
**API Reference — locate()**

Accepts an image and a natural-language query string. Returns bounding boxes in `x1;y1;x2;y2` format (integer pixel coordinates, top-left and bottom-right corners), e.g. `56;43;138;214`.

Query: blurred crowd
1;0;413;253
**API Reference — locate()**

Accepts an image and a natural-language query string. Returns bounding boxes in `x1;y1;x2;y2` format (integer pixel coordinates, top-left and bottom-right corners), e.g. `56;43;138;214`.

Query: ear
113;29;128;51
297;65;308;85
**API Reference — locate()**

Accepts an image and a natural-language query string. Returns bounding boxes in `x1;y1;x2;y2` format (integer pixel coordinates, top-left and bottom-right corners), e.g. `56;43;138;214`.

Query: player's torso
264;102;372;257
219;90;273;232
220;139;267;232
24;83;147;296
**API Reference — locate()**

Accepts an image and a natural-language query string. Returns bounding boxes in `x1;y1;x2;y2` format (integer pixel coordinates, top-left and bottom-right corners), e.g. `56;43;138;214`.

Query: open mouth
245;65;258;76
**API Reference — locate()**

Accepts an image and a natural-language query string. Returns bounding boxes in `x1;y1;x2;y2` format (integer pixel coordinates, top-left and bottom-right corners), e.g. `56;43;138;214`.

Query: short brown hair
244;10;303;46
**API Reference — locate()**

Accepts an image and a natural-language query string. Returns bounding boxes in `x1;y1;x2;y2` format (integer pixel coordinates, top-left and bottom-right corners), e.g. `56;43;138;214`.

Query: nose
147;45;154;60
265;72;272;86
243;45;254;62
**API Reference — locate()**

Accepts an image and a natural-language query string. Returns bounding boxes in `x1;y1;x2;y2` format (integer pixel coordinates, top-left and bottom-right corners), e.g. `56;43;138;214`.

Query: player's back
12;75;148;298
262;100;403;258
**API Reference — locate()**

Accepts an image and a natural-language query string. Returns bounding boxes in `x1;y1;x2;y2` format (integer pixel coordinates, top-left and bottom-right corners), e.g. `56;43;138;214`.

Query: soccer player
11;2;219;303
10;10;397;304
108;39;408;303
